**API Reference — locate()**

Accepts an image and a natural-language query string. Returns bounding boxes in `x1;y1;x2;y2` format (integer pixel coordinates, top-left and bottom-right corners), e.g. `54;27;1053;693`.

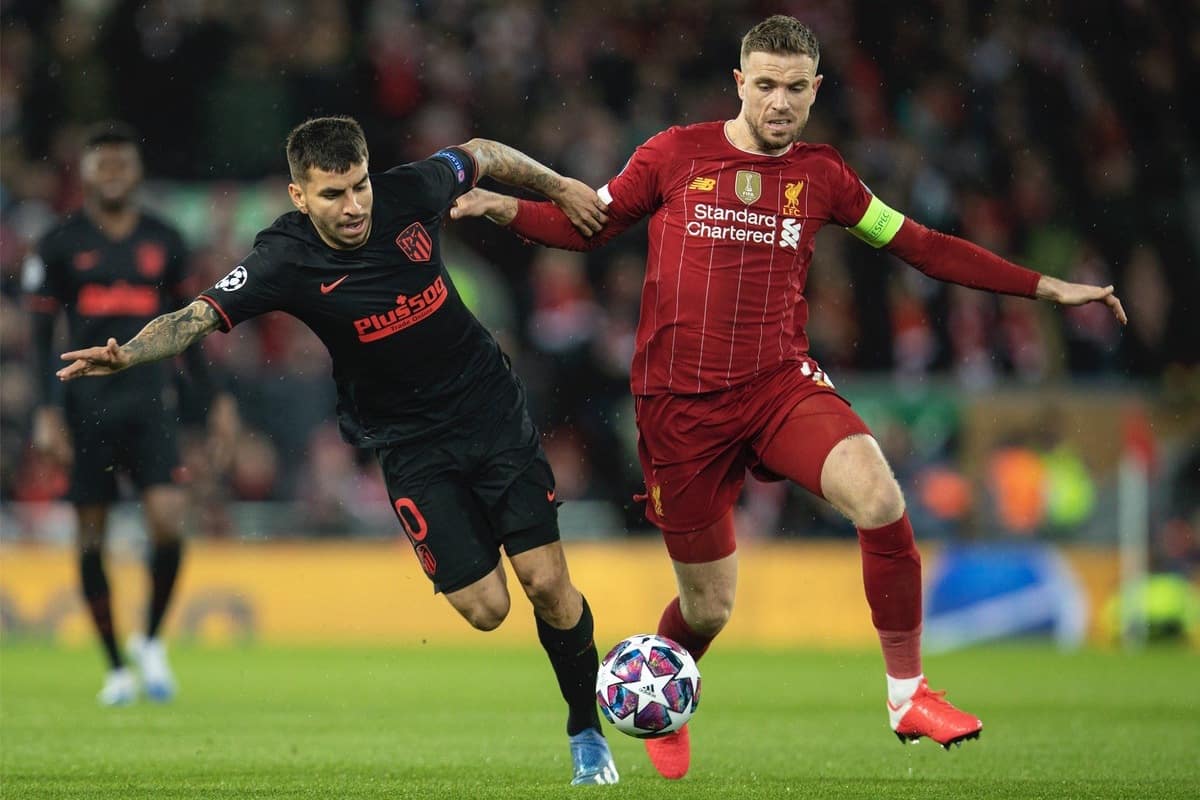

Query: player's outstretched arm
458;138;607;236
851;196;1128;326
1035;275;1127;325
57;299;221;381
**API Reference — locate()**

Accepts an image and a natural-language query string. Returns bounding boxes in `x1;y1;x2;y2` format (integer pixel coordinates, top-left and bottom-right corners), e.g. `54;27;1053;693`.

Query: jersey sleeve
21;234;68;313
197;238;290;332
382;146;479;216
507;129;672;250
598;130;672;219
824;149;876;229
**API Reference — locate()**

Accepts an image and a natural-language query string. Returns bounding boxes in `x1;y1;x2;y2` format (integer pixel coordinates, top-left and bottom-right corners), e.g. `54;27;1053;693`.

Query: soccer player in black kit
58;116;619;785
24;122;234;706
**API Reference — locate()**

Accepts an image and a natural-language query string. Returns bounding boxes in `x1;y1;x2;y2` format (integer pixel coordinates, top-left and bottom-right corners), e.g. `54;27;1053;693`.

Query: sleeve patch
848;194;904;249
432;149;469;184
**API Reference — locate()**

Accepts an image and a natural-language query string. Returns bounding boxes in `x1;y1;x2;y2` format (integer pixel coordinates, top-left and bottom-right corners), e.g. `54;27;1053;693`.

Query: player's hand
207;392;241;471
57;338;132;380
549;177;608;237
450;188;517;226
1036;277;1127;325
32;406;73;467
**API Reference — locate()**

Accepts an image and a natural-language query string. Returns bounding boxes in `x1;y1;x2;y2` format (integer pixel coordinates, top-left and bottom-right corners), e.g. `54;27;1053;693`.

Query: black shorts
375;392;560;594
66;396;181;505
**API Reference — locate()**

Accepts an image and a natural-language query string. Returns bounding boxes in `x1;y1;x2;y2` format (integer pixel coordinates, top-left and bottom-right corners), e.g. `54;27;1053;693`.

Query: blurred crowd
1;1;1197;551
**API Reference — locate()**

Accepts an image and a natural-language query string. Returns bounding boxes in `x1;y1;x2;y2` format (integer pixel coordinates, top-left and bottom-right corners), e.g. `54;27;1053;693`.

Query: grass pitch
1;642;1197;799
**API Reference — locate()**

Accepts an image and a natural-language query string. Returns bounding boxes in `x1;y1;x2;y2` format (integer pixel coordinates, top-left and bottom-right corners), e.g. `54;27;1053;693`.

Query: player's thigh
377;447;502;596
754;389;873;498
819;434;905;527
141;485;186;542
65;416;120;506
634;394;748;536
125;405;182;495
471;396;562;545
74;504;110;549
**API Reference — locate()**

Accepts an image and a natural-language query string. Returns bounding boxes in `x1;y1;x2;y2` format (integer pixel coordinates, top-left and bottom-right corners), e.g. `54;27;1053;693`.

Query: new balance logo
320;274;349;294
688;177;716;191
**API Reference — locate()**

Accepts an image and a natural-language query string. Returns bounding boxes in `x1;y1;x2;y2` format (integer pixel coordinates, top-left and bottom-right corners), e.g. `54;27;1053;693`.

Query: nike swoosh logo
547;490;556;502
320;274;349;294
886;699;906;712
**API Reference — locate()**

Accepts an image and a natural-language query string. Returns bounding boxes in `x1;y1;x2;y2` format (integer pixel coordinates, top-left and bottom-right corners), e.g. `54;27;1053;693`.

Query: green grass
1;643;1197;799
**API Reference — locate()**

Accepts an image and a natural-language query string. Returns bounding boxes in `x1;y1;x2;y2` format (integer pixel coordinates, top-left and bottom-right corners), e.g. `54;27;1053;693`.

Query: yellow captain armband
847;195;905;248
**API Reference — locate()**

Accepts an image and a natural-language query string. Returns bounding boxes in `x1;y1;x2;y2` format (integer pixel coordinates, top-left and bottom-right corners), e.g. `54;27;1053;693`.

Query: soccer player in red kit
452;15;1127;779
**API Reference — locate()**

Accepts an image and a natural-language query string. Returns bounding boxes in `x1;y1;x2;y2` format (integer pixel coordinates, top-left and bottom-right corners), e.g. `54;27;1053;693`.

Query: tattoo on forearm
465;139;564;197
123;301;220;366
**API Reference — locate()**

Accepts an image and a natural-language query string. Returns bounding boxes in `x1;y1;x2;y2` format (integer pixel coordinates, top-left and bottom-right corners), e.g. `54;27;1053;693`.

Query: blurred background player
22;121;237;705
451;14;1128;779
54;116;619;786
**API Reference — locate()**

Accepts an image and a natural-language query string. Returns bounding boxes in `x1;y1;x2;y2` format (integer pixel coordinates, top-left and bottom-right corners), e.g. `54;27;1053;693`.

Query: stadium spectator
21;121;237;705
0;1;1194;538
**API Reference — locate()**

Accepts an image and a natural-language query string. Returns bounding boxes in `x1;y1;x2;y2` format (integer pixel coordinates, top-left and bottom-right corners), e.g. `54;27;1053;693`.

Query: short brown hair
83;120;140;151
285;116;369;182
740;15;820;66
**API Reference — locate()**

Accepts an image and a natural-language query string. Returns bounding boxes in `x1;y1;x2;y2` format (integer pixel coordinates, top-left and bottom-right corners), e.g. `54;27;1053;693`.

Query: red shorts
635;360;871;561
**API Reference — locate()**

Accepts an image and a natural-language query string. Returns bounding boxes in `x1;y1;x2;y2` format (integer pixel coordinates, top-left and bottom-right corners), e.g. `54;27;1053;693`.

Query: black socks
147;538;182;638
80;546;121;669
536;595;603;736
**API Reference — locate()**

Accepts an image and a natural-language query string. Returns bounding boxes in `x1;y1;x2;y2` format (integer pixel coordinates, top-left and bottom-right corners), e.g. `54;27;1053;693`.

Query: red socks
858;514;923;678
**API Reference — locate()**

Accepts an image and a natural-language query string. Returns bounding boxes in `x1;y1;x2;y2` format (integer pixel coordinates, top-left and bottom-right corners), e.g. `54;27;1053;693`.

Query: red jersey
510;121;1040;395
525;122;869;394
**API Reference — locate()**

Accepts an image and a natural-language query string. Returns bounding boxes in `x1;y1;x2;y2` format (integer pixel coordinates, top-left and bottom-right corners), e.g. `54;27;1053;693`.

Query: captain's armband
847;195;904;248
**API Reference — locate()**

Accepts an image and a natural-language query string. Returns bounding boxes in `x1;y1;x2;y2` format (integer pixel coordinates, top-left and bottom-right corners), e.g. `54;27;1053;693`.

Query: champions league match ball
595;634;701;738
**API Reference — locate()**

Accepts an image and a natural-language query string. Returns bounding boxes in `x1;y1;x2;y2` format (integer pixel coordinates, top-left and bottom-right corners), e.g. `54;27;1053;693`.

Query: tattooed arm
458;138;607;236
57;300;221;381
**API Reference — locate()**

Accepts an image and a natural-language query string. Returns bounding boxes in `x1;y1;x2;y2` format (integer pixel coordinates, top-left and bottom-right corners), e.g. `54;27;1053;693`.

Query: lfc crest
783;180;805;216
735;170;761;205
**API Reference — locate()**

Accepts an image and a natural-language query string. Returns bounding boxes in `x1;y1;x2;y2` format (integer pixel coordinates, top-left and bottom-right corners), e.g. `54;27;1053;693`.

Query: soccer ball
595;633;701;738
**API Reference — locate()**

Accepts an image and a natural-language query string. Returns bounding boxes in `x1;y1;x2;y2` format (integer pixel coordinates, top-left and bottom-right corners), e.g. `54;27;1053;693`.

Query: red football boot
889;679;982;749
644;723;690;779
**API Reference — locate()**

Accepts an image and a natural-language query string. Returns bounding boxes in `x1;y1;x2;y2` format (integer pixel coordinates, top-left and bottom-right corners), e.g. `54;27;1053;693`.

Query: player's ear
813;73;824;98
287;182;308;215
733;68;745;100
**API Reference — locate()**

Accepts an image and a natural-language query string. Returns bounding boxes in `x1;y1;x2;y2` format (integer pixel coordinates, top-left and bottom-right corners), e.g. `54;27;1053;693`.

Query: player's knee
851;475;906;529
462;597;510;631
76;530;105;552
517;566;569;613
681;594;734;637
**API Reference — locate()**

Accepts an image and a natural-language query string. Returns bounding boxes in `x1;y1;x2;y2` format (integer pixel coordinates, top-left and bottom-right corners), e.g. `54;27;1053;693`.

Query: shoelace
915;685;955;710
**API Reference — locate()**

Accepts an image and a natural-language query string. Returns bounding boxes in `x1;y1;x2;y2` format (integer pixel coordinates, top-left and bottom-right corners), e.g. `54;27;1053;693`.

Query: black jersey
199;148;509;448
23;211;190;409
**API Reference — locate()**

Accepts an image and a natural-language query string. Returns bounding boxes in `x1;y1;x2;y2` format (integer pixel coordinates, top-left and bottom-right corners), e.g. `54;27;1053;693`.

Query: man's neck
723;118;791;157
85;202;139;241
